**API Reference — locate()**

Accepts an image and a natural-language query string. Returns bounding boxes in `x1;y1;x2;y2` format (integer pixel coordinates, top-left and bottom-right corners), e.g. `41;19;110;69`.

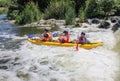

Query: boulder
118;20;120;24
112;23;120;32
91;18;100;24
98;21;110;29
110;17;117;23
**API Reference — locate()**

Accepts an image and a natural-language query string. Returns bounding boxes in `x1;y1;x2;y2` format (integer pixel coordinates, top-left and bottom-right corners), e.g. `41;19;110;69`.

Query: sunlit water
0;15;120;81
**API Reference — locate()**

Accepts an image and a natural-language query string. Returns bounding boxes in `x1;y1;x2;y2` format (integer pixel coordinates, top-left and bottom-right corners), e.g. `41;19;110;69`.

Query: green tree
78;7;86;22
99;0;115;17
65;6;76;25
0;0;11;7
114;0;120;15
44;0;72;19
37;0;51;12
84;0;98;18
71;0;86;16
12;0;50;12
15;2;41;25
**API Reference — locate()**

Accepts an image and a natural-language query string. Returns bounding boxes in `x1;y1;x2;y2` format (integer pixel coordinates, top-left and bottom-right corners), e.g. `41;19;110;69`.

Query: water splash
0;15;119;81
0;29;119;81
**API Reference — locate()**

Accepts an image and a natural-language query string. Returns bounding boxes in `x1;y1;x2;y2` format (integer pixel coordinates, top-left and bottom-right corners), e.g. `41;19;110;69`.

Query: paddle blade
28;34;34;38
76;44;79;51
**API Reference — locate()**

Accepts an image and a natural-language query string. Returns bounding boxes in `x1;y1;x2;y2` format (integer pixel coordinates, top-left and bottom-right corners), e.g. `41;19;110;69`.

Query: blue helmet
81;32;85;35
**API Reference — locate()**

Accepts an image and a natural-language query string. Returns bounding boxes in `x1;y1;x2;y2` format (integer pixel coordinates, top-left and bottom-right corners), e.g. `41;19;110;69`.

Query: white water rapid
0;15;120;81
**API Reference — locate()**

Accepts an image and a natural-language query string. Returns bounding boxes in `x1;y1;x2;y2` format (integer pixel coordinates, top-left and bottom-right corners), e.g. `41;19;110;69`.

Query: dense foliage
0;0;11;14
6;0;120;25
15;2;41;25
0;0;11;7
44;0;75;19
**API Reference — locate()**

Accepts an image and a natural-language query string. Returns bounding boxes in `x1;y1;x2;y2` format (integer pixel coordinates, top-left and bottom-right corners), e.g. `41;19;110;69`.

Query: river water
0;15;120;81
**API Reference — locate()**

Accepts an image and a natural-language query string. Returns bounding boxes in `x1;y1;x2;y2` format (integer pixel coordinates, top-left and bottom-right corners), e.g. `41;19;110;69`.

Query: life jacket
79;36;87;44
43;32;51;41
61;34;70;43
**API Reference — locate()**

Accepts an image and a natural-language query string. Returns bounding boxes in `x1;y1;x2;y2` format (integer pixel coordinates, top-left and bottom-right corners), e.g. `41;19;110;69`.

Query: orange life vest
61;34;70;43
43;32;51;41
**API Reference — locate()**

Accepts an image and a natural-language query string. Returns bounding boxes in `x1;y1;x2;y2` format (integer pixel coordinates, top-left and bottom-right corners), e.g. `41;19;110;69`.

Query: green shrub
78;7;86;22
0;0;11;7
99;0;115;16
84;0;98;18
114;0;120;15
15;2;41;25
65;7;76;25
7;6;21;20
71;0;87;16
44;0;71;19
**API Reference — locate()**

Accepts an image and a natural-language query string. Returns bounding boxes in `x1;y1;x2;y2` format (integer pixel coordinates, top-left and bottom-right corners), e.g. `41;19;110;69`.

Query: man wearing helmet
56;30;70;43
39;29;52;41
78;32;87;44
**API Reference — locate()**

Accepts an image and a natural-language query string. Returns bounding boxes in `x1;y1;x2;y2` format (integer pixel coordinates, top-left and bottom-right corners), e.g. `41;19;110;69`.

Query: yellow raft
28;38;103;49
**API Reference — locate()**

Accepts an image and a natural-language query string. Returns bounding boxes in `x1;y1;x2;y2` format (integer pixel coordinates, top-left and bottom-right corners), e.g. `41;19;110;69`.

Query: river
0;15;120;81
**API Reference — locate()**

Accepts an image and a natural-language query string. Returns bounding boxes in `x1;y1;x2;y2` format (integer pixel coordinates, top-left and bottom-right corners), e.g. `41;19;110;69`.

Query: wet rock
110;17;117;23
50;78;57;81
17;70;29;78
0;66;8;69
91;18;100;24
74;18;82;27
29;66;37;72
47;19;56;25
118;20;120;24
56;20;65;26
0;59;10;64
40;61;49;65
14;57;19;61
83;26;88;28
98;21;110;29
74;23;82;27
112;23;120;32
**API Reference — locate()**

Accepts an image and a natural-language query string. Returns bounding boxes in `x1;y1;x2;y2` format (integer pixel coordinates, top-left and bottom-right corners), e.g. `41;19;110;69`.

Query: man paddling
77;32;90;44
55;30;70;43
39;29;52;42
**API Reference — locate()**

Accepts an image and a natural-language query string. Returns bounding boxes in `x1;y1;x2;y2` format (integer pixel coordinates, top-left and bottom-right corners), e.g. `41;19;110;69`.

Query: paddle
76;43;79;51
28;34;34;38
76;33;79;51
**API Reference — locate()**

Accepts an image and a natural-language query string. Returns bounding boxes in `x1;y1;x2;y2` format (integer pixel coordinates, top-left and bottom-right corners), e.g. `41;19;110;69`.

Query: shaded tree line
7;0;120;25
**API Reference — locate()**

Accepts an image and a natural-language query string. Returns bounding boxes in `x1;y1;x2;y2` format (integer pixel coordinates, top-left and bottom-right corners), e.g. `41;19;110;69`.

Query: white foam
0;27;119;81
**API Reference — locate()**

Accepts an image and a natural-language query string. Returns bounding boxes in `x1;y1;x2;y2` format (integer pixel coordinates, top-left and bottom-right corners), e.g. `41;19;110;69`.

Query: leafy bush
99;0;115;16
44;0;71;19
114;0;120;15
71;0;86;16
79;0;116;18
84;0;98;18
0;0;11;7
7;6;22;20
78;7;86;22
65;7;76;25
15;2;41;25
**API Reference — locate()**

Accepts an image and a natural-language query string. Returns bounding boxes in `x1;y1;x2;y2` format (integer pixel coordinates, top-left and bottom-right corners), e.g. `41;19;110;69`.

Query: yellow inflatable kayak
28;38;103;49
